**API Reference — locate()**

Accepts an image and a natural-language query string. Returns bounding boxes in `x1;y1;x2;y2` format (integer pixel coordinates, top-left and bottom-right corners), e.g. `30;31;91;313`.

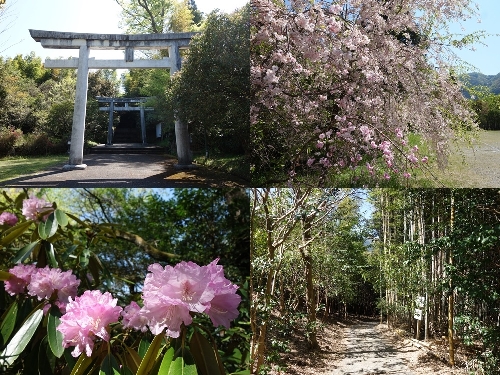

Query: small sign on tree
414;308;423;320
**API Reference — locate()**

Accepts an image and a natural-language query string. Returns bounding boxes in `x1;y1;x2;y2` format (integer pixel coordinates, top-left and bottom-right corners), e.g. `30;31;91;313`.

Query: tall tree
167;6;250;155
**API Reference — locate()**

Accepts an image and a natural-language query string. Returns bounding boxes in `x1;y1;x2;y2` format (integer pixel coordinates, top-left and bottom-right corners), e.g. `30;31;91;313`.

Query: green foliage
0;189;250;374
167;6;250;156
0;53;121;154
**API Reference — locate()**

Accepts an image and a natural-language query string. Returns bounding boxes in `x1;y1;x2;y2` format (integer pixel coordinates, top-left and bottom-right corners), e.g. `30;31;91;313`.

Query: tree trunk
301;215;320;350
448;192;455;367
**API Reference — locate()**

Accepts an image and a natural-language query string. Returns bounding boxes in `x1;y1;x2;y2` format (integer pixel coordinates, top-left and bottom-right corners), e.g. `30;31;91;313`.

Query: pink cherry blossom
121;301;148;332
4;264;37;296
0;212;18;226
58;290;122;357
251;0;479;184
28;266;80;312
22;196;53;221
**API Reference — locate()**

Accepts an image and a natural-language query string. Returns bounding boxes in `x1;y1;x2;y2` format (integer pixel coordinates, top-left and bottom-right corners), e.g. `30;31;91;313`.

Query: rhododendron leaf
0;309;43;368
12;241;40;263
88;253;102;286
0;301;18;348
123;345;141;373
158;346;175;375
45;242;58;268
168;348;197;375
38;212;58;240
138;338;150;359
65;212;85;226
54;209;68;227
136;333;163;375
190;331;224;375
39;335;56;374
0;270;11;281
99;353;121;375
229;371;250;375
0;221;33;246
48;306;64;358
69;353;94;375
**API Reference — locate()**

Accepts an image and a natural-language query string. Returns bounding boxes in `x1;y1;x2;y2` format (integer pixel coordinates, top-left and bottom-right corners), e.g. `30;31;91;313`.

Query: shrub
16;133;67;156
0;127;22;157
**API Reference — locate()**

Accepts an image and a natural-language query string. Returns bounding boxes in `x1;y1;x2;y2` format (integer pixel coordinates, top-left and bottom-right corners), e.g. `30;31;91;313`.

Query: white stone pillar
140;105;146;144
170;43;193;168
65;44;90;169
106;100;114;145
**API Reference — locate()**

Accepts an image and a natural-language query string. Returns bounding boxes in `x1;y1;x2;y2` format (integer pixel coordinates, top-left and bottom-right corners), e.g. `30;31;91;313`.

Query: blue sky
0;0;248;61
448;0;500;75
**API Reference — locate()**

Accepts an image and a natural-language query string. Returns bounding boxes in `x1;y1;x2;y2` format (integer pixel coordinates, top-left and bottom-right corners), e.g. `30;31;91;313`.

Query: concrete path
0;154;248;188
331;321;416;375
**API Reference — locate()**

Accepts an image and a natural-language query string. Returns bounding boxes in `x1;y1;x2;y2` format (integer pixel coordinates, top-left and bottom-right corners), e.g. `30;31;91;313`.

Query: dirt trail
330;321;415;374
328;320;464;375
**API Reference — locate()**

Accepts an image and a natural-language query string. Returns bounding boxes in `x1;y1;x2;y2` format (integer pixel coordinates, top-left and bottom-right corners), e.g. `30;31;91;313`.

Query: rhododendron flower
22;196;53;221
205;259;241;328
140;259;240;337
28;266;80;312
4;263;37;295
121;301;148;332
0;211;18;226
58;290;122;357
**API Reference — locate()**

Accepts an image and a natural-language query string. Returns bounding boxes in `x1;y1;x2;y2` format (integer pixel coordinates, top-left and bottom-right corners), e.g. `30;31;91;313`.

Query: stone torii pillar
29;29;196;170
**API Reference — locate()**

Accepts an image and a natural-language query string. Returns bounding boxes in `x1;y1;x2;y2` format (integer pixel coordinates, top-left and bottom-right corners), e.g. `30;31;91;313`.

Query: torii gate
96;97;154;145
29;29;197;170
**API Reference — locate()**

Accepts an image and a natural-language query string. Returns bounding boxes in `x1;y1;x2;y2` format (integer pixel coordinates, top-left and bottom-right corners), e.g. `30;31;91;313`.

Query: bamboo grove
250;188;500;374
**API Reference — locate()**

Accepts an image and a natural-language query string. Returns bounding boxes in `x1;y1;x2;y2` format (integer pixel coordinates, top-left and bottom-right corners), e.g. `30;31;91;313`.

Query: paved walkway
0;154;248;188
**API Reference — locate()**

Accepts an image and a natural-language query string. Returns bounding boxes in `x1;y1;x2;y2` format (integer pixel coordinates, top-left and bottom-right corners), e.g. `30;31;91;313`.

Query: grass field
0;155;68;182
421;130;500;187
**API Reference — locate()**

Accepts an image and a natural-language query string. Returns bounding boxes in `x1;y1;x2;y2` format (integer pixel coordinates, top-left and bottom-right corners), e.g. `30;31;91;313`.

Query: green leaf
38;213;58;240
229;371;251;375
136;333;164;375
0;301;18;348
48;306;64;358
168;348;197;375
12;241;40;263
45;242;58;268
69;353;94;375
54;209;68;227
0;270;11;281
99;353;121;375
190;331;224;375
65;212;86;226
138;338;150;359
88;253;102;286
123;345;141;373
0;309;44;368
158;346;175;375
0;221;33;246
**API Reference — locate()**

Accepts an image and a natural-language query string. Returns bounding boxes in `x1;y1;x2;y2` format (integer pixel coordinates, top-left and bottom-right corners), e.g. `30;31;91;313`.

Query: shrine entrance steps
88;143;166;155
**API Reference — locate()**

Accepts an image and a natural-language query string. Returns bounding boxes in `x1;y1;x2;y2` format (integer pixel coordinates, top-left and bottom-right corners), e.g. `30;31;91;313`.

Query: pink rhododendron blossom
28;266;80;312
121;301;148;332
0;212;18;226
22;196;53;221
421;156;429;163
204;259;241;328
58;290;122;357
140;260;240;337
4;264;37;295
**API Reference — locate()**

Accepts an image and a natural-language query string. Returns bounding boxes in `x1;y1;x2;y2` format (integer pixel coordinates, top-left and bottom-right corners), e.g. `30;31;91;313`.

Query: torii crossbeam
30;29;197;170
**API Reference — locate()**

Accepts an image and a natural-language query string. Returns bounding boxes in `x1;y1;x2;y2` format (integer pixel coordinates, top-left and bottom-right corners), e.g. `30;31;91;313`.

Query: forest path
330;320;416;374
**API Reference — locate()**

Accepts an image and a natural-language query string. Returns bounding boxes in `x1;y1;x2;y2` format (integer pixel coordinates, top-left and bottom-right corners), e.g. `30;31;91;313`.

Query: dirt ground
271;318;472;375
438;130;500;187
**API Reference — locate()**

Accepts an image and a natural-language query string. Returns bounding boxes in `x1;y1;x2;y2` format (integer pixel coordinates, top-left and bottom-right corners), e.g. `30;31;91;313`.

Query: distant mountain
466;72;500;95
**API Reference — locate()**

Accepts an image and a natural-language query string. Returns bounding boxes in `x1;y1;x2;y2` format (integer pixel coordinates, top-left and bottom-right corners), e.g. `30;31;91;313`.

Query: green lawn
193;154;250;181
0;155;68;182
